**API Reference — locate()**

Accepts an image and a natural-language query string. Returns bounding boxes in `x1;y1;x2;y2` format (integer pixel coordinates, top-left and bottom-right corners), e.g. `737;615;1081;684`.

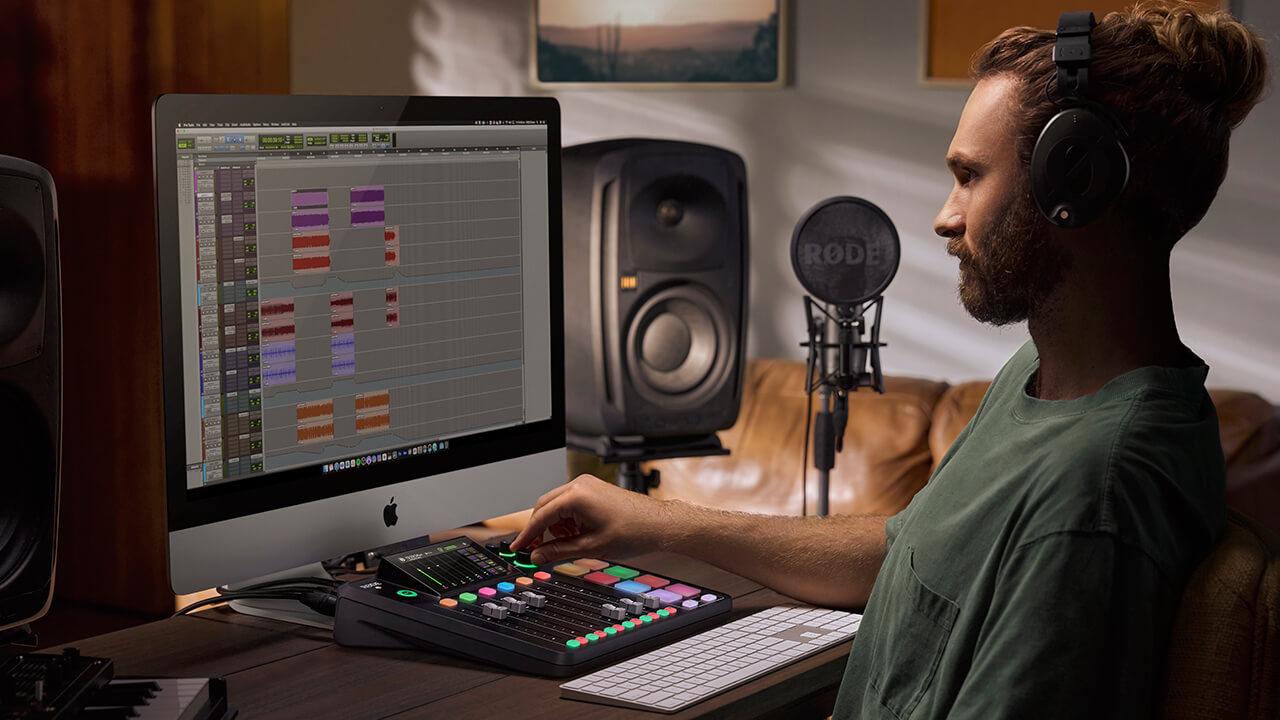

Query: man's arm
510;475;889;609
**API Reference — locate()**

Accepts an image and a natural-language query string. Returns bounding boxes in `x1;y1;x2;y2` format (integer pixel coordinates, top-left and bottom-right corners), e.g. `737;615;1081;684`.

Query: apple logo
383;497;398;527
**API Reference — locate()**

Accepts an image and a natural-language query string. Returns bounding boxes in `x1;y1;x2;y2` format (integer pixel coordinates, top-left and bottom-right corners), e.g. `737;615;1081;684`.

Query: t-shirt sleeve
946;531;1174;719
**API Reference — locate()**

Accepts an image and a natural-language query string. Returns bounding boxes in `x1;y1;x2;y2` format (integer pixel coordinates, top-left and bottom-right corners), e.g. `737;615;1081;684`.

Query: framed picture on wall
532;0;789;88
920;0;1230;85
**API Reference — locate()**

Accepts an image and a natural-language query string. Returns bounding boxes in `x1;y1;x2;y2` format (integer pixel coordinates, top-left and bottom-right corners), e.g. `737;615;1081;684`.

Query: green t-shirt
832;340;1225;719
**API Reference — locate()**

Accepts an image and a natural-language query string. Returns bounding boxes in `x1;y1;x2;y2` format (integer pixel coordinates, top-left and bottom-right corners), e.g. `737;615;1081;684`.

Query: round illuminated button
612;624;626;633
647;612;660;621
664;607;678;615
566;639;581;649
396;589;418;597
604;627;618;636
639;615;652;624
658;609;670;618
586;634;599;643
622;621;636;630
700;593;718;603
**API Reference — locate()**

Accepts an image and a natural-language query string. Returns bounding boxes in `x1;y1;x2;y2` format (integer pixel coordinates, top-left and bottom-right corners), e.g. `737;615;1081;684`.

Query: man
513;5;1268;717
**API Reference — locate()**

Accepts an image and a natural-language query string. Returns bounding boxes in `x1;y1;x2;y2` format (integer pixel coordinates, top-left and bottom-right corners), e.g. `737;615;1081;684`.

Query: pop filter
789;196;900;307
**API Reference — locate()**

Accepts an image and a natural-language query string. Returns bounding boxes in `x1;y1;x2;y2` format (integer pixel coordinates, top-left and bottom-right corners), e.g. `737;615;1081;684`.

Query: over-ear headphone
1030;11;1130;228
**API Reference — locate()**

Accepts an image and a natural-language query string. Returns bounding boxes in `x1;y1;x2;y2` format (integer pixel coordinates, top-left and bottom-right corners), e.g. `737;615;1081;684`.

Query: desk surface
51;549;854;719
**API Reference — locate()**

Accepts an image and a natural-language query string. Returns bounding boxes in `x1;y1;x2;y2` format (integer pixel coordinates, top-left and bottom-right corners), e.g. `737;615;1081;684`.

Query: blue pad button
614;580;653;594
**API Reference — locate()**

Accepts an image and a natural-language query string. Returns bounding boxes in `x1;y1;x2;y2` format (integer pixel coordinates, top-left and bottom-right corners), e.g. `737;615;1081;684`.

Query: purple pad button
651;589;682;605
682;599;699;609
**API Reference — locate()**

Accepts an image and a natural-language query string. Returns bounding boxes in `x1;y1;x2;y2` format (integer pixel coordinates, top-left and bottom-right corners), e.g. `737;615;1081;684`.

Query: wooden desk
51;550;854;719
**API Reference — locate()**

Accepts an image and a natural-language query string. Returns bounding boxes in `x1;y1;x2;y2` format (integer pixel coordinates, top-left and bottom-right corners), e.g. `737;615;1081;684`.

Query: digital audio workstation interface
171;122;554;488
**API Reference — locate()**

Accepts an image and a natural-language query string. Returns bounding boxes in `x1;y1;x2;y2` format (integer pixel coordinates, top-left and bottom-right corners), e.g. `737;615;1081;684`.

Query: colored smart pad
633;574;670;588
553;563;589;577
665;583;700;598
603;566;640;580
584;571;620;586
574;558;610;570
614;580;652;594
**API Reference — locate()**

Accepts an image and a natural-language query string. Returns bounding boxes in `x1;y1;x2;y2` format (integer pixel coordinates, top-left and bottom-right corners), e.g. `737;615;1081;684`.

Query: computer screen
153;95;565;596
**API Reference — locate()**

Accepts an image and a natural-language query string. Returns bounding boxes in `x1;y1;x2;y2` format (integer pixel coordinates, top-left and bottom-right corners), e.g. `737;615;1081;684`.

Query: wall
0;0;291;616
293;0;1280;400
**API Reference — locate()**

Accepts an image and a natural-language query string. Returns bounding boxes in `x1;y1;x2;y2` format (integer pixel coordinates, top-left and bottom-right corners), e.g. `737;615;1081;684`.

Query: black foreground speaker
563;139;748;439
0;156;61;635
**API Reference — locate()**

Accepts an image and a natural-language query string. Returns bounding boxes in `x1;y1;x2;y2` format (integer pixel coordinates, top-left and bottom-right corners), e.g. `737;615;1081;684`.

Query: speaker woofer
0;207;44;347
626;284;733;407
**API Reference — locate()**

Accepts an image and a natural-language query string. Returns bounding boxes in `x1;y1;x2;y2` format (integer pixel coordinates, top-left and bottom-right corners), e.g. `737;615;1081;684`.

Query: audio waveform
296;399;335;422
329;335;355;351
328;292;354;307
330;317;354;331
331;357;355;376
292;234;330;250
356;414;391;433
297;422;335;444
261;299;295;318
262;340;296;360
384;224;401;268
350;186;385;205
355;390;390;412
291;189;328;208
386;310;400;327
291;209;330;231
262;363;297;387
352;209;385;227
262;323;297;340
293;256;330;273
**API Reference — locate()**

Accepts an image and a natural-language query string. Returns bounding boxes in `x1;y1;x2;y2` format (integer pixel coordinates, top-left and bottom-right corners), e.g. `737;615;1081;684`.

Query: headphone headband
1053;11;1097;97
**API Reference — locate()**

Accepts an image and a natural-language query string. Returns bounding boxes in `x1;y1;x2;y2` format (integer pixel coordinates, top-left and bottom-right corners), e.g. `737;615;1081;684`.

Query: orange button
553;563;588;577
439;598;458;609
515;576;534;586
574;558;610;570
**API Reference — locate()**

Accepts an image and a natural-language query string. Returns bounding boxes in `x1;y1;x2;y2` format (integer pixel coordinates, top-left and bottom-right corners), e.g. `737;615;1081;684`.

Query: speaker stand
567;432;729;495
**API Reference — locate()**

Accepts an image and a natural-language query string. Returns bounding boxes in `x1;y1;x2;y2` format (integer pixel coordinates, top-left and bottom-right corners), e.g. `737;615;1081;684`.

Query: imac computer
152;95;565;624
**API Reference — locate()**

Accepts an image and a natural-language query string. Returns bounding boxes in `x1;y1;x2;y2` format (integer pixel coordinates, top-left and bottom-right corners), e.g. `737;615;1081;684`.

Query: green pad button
566;639;581;649
639;614;652;624
622;621;636;630
604;566;639;580
604;626;618;636
458;592;478;604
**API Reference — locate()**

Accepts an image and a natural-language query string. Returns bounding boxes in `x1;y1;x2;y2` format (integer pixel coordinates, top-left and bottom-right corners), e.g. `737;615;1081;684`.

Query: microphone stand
801;295;886;516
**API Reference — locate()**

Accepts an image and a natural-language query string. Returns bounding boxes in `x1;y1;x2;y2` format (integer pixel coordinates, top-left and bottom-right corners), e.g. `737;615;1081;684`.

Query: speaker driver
627;284;733;406
629;171;728;271
0;383;55;606
0;206;45;346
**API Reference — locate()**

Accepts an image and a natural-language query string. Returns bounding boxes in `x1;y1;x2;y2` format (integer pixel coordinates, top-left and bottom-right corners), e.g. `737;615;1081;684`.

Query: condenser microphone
789;196;899;516
790;196;899;391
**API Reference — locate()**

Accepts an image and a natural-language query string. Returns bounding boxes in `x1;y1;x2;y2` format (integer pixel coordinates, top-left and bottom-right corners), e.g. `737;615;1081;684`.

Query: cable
802;384;813;518
215;577;342;595
174;587;339;618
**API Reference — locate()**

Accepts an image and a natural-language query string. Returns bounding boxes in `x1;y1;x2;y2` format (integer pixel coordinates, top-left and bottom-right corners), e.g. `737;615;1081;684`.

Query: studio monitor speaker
0;156;61;634
563;139;747;439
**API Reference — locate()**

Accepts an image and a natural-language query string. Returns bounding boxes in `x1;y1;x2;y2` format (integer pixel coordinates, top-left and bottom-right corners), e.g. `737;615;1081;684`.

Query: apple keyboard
559;604;862;713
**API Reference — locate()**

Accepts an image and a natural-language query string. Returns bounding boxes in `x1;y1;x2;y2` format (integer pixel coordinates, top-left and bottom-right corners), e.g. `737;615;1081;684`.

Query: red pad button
664;607;678;616
633;574;670;589
575;636;589;645
584;571;621;586
612;623;626;632
533;571;552;581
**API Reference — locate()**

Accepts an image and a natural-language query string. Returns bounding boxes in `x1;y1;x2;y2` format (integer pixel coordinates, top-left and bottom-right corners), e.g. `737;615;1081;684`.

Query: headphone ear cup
1030;107;1130;228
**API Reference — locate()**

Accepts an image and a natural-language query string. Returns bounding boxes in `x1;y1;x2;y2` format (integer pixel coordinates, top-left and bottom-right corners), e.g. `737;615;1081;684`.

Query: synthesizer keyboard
333;536;731;676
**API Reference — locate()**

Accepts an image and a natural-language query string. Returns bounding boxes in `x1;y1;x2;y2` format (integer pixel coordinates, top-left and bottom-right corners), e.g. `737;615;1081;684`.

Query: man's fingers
531;534;594;565
512;490;578;550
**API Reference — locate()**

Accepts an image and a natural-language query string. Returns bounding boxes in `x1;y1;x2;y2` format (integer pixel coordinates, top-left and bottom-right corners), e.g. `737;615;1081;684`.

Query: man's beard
947;186;1068;326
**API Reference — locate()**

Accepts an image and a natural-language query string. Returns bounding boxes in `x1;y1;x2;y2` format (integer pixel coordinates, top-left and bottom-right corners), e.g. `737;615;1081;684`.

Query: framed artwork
532;0;788;88
920;0;1230;85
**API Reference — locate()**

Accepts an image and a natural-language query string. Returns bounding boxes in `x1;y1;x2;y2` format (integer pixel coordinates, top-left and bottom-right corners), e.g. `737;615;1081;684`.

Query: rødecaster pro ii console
333;536;731;676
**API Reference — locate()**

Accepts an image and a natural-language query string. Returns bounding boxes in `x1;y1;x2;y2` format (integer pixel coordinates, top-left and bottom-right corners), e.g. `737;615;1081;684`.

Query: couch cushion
648;358;949;516
1161;513;1279;720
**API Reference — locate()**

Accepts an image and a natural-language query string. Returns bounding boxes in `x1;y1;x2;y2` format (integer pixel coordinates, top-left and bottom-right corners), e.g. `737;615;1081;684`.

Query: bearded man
512;6;1269;717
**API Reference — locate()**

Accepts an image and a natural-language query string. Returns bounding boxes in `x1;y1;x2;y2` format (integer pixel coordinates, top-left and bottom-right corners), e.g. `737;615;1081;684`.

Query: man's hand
510;474;681;565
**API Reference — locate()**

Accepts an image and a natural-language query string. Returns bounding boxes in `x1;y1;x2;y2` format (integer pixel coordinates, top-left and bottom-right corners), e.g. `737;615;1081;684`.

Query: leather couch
647;358;1280;534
